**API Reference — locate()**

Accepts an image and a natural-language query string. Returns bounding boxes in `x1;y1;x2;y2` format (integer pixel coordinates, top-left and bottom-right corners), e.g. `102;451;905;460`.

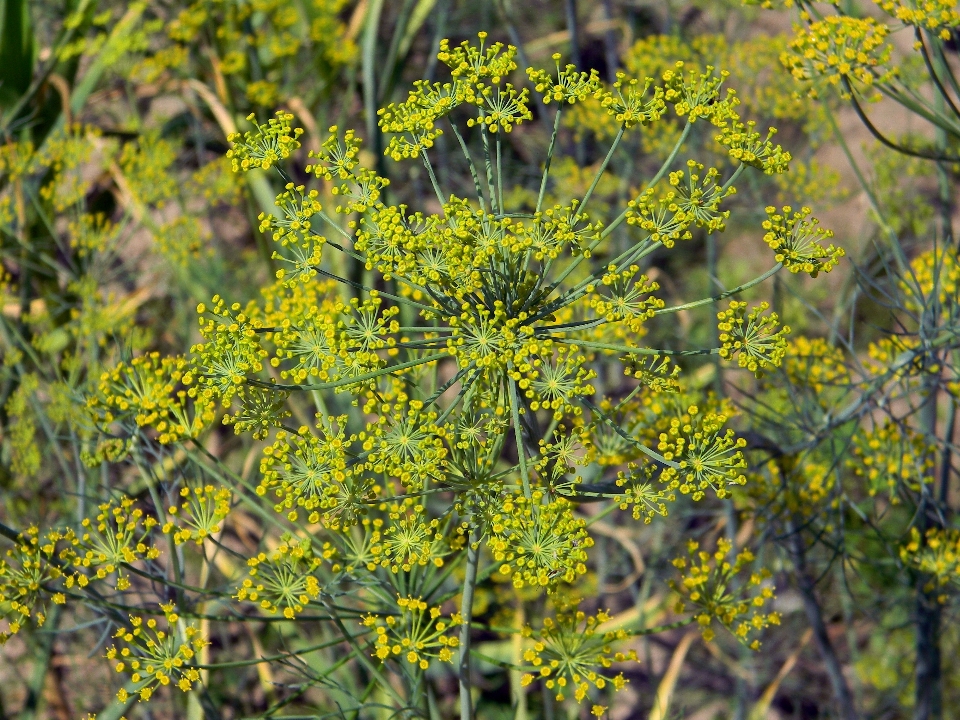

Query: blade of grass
0;0;35;108
399;0;438;61
648;631;698;720
376;0;417;105
362;0;386;158
52;2;146;135
749;628;813;720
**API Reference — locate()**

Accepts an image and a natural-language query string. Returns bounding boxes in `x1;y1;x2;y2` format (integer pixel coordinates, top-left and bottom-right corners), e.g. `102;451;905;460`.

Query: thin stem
536;108;563;213
249;352;447;391
601;120;693;241
916;30;960;122
576;124;625;223
545;120;693;298
496;131;504;213
480;124;499;215
421;149;448;210
845;80;960;163
552;337;719;357
196;633;372;670
930;36;960;106
655;264;783;315
508;371;533;500
459;533;481;720
824;105;912;280
583;397;681;469
449;122;487;213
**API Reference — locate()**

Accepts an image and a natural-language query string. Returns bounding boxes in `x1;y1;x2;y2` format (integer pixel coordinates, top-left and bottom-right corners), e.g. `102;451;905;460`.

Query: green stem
655;264;783;315
196;632;373;670
507;370;533;500
459;532;481;720
480;122;498;215
576;124;625;222
601;120;693;241
250;352;447;391
824;105;911;278
546;120;693;295
449;122;487;213
720;162;745;194
322;598;408;708
583;397;681;469
536;108;563;213
552;337;718;357
421;149;448;211
497;131;504;213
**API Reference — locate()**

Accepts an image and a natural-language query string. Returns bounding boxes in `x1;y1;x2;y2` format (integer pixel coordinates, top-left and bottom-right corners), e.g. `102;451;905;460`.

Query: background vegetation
0;1;958;719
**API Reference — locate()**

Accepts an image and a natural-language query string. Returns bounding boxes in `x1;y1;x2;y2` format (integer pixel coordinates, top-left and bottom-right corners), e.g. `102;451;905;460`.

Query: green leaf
0;0;35;109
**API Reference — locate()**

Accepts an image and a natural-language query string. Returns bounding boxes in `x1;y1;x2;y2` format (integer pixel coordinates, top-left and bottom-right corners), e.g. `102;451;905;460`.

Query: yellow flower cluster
262;280;383;385
106;604;207;701
70;498;161;591
783;337;849;396
625;160;735;246
622;354;681;394
67;213;120;258
762;205;844;277
162;484;232;546
902;246;960;313
306;126;361;179
716;119;792;175
865;334;925;383
37;125;103;212
521;609;637;702
901;527;960;602
193;296;267;403
372;499;448;572
664;62;732;120
262;183;326;285
671;539;780;648
600;74;666;128
236;537;321;618
869;142;936;239
528;54;601;105
227;111;303;173
87;353;215;445
438;32;518;84
849;421;935;501
362;596;460;669
222;385;290;440
188;157;243;206
517;343;596;420
488;491;593;589
748;457;836;515
4;374;40;477
363;399;448;491
717;301;791;377
0;526;71;644
875;0;960;38
380;82;465;159
119;131;179;208
657;406;748;500
258;417;369;526
783;16;895;98
153;216;210;268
